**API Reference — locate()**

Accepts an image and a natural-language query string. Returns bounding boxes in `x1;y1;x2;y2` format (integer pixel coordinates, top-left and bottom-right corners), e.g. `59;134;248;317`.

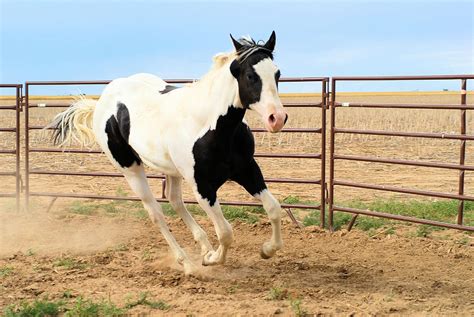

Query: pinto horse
51;32;288;275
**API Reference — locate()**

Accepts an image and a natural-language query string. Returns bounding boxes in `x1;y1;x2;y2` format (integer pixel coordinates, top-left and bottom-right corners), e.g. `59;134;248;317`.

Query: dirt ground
1;207;473;316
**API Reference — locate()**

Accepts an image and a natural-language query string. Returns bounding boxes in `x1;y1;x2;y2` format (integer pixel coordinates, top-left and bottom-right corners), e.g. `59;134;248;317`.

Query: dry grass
0;91;473;206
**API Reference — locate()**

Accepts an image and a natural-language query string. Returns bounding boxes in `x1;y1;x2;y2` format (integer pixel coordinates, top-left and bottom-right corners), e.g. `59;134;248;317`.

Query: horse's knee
267;202;281;222
194;229;208;243
219;225;234;246
258;190;281;221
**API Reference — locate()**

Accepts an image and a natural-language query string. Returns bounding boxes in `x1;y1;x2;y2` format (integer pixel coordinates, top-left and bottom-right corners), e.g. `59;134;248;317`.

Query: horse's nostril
284;114;288;124
269;114;276;123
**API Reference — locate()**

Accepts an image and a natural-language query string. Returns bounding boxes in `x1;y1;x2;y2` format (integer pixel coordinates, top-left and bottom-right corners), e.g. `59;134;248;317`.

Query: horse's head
229;31;287;133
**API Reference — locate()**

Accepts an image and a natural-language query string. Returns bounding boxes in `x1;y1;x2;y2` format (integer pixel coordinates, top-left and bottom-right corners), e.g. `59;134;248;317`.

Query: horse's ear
230;34;243;52
264;31;276;52
230;59;240;78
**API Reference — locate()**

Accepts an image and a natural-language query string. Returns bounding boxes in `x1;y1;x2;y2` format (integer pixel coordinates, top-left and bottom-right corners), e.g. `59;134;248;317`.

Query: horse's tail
48;97;97;147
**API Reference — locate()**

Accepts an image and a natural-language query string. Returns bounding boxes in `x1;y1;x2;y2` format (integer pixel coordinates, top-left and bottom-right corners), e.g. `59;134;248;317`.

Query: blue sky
1;0;473;94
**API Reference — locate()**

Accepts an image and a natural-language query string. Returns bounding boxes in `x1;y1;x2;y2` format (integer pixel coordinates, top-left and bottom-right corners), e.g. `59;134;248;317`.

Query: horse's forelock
235;36;273;63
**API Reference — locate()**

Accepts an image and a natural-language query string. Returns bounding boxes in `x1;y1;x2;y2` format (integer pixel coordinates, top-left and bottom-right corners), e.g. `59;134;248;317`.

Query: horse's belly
140;155;180;176
130;139;181;177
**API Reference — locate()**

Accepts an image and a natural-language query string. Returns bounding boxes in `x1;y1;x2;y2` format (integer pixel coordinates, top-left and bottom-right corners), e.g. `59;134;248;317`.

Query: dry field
1;90;474;315
0;91;473;205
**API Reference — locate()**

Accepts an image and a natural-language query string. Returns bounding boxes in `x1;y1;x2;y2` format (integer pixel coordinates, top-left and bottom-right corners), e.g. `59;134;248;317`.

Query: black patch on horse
159;85;179;94
230;51;274;108
105;102;141;168
192;106;266;206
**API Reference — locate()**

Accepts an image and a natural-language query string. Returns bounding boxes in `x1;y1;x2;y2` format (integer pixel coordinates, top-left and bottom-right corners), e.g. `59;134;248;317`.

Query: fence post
328;78;336;231
457;78;467;225
15;85;21;212
319;79;327;228
24;83;30;211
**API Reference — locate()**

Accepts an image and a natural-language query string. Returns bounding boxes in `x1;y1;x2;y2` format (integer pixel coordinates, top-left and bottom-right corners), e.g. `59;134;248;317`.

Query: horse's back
126;73;169;90
93;73;182;175
101;73;168;100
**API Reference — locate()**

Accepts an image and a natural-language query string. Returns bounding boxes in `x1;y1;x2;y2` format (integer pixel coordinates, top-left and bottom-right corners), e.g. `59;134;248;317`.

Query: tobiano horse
50;32;288;275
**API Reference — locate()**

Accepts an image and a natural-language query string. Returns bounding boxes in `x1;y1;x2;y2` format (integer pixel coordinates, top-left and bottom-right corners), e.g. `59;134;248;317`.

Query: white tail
49;97;97;147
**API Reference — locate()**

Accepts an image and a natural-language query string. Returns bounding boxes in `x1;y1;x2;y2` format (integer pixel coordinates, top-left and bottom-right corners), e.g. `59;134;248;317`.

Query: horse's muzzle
267;110;288;133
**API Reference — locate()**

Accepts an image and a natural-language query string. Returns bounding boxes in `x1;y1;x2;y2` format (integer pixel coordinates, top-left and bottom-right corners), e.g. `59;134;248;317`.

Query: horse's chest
192;108;254;181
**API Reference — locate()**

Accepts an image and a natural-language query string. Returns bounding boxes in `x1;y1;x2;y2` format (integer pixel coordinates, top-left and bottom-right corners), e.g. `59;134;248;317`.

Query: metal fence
0;84;21;212
1;75;473;232
329;75;474;232
23;78;328;225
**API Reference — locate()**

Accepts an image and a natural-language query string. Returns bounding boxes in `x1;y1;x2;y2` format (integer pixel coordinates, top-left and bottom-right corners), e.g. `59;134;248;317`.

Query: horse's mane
233;36;273;62
190;36;273;87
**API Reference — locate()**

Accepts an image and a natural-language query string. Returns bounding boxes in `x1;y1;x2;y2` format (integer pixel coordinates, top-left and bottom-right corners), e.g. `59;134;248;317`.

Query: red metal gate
0;84;22;211
329;75;474;232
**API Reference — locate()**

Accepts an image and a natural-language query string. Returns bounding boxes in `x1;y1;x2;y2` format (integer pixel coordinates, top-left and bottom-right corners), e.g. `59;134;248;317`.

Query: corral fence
0;84;21;212
1;75;473;232
23;78;328;226
329;75;474;232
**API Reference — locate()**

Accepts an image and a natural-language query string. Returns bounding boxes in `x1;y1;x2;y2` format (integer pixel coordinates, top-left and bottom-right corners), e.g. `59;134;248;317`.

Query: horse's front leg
232;159;283;259
193;186;233;266
255;189;283;258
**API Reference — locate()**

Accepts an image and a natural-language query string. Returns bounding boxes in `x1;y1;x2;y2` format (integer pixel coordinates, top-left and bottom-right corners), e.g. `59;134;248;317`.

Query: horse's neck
189;64;241;131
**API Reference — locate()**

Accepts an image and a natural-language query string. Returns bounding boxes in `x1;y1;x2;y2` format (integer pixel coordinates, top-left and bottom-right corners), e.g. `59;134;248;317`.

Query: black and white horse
51;32;288;275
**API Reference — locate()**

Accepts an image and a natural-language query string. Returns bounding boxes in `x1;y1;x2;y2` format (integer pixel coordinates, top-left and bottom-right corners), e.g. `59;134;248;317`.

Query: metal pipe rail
329;75;474;232
29;191;322;211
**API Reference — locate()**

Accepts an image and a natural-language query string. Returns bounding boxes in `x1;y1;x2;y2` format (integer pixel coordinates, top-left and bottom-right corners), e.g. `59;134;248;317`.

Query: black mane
234;36;273;62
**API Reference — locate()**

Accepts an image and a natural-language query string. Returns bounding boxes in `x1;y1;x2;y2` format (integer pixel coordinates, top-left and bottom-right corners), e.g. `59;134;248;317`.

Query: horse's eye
246;74;254;81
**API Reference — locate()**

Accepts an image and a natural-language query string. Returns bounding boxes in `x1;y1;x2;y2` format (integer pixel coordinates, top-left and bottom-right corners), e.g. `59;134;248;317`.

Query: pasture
1;92;473;315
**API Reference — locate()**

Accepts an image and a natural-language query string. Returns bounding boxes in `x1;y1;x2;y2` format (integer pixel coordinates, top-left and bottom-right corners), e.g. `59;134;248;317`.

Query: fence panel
0;84;21;211
329;75;474;232
25;78;328;226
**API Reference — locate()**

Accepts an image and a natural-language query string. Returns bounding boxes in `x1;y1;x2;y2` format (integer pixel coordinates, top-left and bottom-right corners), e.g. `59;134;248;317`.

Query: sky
0;0;473;94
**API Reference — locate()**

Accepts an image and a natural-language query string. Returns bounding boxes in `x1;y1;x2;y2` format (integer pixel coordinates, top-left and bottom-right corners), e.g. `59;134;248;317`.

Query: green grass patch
113;243;129;252
283;195;301;204
0;266;14;277
26;249;36;256
125;292;170;310
315;199;474;231
268;286;289;300
303;210;352;230
69;201;97;215
345;199;474;226
455;236;470;245
413;224;444;238
53;258;89;270
65;297;125;316
222;205;259;223
289;297;307;317
283;195;319;207
3;299;64;317
3;294;168;317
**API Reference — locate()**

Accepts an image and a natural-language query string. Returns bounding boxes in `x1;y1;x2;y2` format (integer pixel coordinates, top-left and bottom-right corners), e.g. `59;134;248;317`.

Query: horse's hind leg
122;164;198;275
166;176;213;256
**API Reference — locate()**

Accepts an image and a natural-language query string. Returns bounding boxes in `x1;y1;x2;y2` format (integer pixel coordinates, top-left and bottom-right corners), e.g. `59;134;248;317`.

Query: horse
50;31;288;275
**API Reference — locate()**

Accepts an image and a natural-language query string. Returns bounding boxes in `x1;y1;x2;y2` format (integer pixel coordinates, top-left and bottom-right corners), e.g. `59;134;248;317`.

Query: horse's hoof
183;261;209;280
202;250;219;266
260;242;278;259
260;247;272;259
